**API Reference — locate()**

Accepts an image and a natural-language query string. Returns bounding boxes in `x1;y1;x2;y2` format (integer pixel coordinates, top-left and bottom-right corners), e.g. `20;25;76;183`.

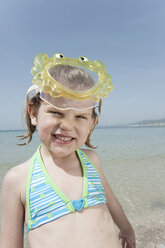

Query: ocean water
0;127;165;247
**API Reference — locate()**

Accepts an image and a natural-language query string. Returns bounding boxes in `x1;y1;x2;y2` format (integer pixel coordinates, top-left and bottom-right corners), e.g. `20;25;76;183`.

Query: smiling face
29;100;96;158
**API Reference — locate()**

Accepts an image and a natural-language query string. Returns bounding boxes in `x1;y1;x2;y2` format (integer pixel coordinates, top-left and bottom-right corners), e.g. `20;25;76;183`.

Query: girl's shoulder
3;159;31;184
1;159;31;203
80;148;102;170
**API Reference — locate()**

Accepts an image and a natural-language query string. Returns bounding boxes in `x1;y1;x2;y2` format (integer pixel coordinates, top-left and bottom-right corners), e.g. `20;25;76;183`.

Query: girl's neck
40;144;78;169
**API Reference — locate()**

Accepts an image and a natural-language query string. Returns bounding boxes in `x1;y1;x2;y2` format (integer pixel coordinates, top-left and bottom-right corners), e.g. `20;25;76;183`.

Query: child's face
30;101;96;157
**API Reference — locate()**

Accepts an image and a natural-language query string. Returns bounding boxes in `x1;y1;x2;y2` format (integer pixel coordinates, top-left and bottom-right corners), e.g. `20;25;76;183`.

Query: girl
1;53;135;248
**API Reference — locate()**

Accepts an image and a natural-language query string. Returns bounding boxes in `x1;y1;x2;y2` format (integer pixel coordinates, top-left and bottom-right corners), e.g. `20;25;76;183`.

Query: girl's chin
41;139;84;157
48;143;77;156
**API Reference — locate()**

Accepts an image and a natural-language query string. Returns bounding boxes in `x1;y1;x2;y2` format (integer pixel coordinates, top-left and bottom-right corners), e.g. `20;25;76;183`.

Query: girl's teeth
56;136;72;141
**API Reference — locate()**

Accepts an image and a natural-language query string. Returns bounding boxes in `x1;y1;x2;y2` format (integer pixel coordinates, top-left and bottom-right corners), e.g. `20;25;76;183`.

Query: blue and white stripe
79;151;107;207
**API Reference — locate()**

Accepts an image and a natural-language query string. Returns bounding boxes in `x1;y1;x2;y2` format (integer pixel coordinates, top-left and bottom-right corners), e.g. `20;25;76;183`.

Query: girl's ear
89;116;98;132
28;105;38;126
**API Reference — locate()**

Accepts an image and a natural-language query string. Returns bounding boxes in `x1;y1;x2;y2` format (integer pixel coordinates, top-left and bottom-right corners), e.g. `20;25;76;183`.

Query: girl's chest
48;168;84;200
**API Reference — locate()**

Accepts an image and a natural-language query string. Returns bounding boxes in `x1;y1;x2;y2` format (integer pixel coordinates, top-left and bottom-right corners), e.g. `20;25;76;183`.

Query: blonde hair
18;65;102;148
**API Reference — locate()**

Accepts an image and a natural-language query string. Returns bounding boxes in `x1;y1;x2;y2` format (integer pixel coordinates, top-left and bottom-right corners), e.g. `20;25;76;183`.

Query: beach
0;128;165;247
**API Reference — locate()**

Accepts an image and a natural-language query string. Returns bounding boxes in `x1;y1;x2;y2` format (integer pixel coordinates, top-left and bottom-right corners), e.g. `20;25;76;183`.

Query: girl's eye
76;115;87;119
49;111;62;116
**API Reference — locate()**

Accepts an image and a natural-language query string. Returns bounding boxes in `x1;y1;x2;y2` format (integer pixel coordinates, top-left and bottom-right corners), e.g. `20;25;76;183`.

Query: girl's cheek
42;116;59;125
81;126;91;136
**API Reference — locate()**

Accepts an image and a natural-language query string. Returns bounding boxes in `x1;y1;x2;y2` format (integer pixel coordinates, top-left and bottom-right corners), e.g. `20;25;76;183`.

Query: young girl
1;53;135;248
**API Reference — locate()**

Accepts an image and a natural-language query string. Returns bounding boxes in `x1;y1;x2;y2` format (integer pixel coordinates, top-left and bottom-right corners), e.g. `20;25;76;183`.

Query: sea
0;127;165;248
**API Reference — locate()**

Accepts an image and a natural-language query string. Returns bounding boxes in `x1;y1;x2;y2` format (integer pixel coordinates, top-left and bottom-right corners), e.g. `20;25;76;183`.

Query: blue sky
0;0;164;129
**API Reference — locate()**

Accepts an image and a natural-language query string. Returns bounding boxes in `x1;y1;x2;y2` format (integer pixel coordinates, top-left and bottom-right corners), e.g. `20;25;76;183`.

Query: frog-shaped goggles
28;53;113;111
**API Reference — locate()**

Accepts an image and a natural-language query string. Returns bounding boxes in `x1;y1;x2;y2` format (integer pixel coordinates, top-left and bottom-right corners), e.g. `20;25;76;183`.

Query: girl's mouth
52;134;75;144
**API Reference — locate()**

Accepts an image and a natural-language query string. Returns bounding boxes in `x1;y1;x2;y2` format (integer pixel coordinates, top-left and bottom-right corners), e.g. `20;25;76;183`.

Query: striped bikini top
26;145;107;232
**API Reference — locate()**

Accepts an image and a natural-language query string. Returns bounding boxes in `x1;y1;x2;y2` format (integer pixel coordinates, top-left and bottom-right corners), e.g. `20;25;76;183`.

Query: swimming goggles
28;53;113;111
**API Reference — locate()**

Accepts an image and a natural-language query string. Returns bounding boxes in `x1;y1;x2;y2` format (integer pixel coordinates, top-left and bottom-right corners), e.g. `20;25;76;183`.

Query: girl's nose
59;117;73;131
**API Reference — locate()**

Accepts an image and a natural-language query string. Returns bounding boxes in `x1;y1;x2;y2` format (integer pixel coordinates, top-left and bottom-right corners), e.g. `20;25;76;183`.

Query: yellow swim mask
29;53;113;111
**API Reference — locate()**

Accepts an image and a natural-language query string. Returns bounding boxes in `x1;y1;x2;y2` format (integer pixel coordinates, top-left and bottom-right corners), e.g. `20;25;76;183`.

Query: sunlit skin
1;100;135;248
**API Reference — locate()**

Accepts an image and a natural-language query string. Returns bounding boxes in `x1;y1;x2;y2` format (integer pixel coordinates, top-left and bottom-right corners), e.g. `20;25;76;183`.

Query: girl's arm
85;150;136;248
102;177;136;248
1;167;25;248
